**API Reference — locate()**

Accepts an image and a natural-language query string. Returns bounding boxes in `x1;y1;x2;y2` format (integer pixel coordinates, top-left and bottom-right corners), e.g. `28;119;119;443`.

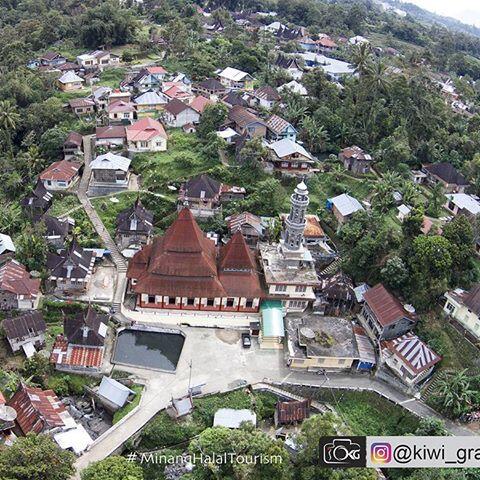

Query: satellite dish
404;304;416;314
300;327;315;340
0;405;17;422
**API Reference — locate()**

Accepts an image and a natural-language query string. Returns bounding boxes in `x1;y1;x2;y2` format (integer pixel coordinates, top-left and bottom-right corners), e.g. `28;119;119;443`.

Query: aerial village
2;1;480;479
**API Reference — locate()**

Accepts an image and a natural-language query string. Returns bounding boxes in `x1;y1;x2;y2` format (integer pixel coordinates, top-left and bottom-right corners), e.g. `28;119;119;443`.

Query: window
140;141;148;148
226;298;235;307
187;298;195;306
245;299;253;308
445;302;455;314
156;141;163;147
148;295;155;304
275;285;287;292
206;298;215;307
295;286;307;293
123;113;130;119
289;300;306;309
168;297;176;304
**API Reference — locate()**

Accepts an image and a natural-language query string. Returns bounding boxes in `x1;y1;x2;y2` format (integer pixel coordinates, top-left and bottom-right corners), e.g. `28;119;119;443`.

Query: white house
163;99;200;127
39;160;81;191
278;80;307;96
76;50;120;69
126;117;168;152
444;193;480;218
444;286;480;341
218;67;254;90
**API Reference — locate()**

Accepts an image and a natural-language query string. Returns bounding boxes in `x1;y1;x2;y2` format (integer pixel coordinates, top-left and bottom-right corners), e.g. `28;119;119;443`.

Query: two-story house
360;284;416;341
443;285;480;341
218;67;254;91
0;260;42;310
2;311;46;357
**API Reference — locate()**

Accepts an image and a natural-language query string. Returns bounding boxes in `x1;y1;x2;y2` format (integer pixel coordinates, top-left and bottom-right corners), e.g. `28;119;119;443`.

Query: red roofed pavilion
127;208;264;312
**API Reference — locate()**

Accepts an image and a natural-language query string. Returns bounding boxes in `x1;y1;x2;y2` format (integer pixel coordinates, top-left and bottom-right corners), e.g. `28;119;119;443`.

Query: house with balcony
266;138;315;175
218;67;254;91
88;152;131;196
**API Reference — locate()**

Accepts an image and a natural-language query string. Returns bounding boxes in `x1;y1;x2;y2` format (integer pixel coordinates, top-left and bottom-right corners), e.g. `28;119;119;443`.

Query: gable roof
116;198;154;235
423;162;469;186
146;66;167;75
219;67;252;82
164;98;195;116
0;260;40;297
463;284;480;316
340;145;372;161
64;306;107;347
134;90;168;106
266;114;295;135
254;86;281;102
64;131;83;147
95;125;126;140
328;193;363;217
7;384;67;435
46;240;95;281
383;333;441;374
197;78;225;92
69;98;95;109
21;180;53;210
268;138;312;160
364;283;414;327
58;71;83;84
227;212;263;235
126;117;167;142
275;399;310;424
2;311;46;341
183;174;221;199
445;193;480;215
190;95;212;114
39;160;80;182
91;152;130;171
275;55;302;70
0;233;15;255
33;214;70;238
228;105;265;129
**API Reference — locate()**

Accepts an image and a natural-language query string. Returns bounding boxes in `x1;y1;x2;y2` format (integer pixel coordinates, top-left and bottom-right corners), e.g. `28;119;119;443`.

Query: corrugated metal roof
98;377;134;407
213;408;256;428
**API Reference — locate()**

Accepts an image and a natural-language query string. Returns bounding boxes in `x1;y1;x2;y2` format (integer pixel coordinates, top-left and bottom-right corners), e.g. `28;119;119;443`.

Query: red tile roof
363;284;413;327
7;384;66;435
96;125;126;139
0;260;40;298
126;117;167;142
50;335;104;368
146;66;167;74
164;85;191;100
276;399;311;424
128;209;263;299
40;160;80;182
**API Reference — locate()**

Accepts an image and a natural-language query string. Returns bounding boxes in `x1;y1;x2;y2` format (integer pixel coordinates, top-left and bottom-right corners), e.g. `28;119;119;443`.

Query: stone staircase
320;257;342;275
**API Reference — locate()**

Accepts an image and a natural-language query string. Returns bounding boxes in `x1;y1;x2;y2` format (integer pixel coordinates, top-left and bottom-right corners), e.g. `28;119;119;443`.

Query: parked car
241;332;251;348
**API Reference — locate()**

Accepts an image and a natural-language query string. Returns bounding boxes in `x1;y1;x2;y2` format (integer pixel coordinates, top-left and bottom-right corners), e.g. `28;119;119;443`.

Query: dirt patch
215;329;241;345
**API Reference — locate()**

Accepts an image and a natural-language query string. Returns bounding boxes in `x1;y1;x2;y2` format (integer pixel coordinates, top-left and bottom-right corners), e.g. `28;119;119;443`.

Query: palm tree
401;181;421;206
0;100;20;132
435;370;476;417
351;42;374;76
366;60;391;97
428;182;445;218
300;117;330;153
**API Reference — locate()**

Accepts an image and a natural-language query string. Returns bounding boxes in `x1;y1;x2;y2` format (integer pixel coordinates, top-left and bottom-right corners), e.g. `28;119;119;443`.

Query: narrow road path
77;135;127;312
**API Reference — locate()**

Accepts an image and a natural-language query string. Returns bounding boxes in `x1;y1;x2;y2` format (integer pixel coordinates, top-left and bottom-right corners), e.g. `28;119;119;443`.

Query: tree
0;100;20;150
427;182;445;217
381;256;408;290
189;425;291;480
242;178;286;216
196;103;228;139
300;116;330;153
434;370;476;417
81;456;143;480
22;353;51;386
237;137;268;173
15;225;49;272
0;433;75;480
351;42;374;77
414;417;448;436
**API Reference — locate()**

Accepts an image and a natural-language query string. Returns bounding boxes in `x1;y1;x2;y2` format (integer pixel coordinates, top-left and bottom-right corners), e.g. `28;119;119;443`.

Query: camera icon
323;439;362;465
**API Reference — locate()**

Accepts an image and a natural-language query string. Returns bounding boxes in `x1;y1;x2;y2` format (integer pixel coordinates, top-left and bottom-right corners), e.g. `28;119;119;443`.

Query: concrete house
266;114;297;142
116;198;154;249
444;193;480;219
218;67;254;91
57;71;84;92
339;146;373;174
195;78;227;99
129;66;167;91
249;86;281;110
422;162;469;193
95;126;127;150
68;98;95;116
443;285;480;341
126;117;168;153
133;90;169;117
39;51;67;68
108;101;136;124
76;50;119;69
0;260;42;311
39;160;81;191
89;152;131;196
360;284;416;341
381;333;441;386
2;311;47;357
163;99;200;127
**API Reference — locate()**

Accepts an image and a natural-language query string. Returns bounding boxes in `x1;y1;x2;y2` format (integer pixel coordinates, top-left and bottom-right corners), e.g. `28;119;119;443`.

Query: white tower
283;181;309;251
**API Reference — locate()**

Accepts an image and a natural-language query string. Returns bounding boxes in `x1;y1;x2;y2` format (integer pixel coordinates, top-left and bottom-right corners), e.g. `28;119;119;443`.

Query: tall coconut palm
0;100;20;151
351;42;374;76
366;60;391;97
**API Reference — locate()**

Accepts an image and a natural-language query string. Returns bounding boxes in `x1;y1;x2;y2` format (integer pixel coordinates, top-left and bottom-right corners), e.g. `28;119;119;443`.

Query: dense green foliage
81;456;144;480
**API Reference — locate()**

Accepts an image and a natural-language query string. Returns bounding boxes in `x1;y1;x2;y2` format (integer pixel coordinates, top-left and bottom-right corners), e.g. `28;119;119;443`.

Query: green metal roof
261;300;285;337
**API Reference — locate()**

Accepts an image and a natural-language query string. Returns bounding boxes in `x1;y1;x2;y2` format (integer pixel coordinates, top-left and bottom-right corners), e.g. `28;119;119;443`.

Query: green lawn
49;194;81;217
113;384;144;424
131;130;220;190
96;67;128;88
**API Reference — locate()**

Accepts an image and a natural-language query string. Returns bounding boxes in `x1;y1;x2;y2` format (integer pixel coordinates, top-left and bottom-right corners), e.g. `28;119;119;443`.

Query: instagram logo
371;443;392;464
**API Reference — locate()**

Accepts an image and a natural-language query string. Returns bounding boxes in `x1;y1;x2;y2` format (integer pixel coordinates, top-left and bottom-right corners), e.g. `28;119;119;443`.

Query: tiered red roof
127;209;263;299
